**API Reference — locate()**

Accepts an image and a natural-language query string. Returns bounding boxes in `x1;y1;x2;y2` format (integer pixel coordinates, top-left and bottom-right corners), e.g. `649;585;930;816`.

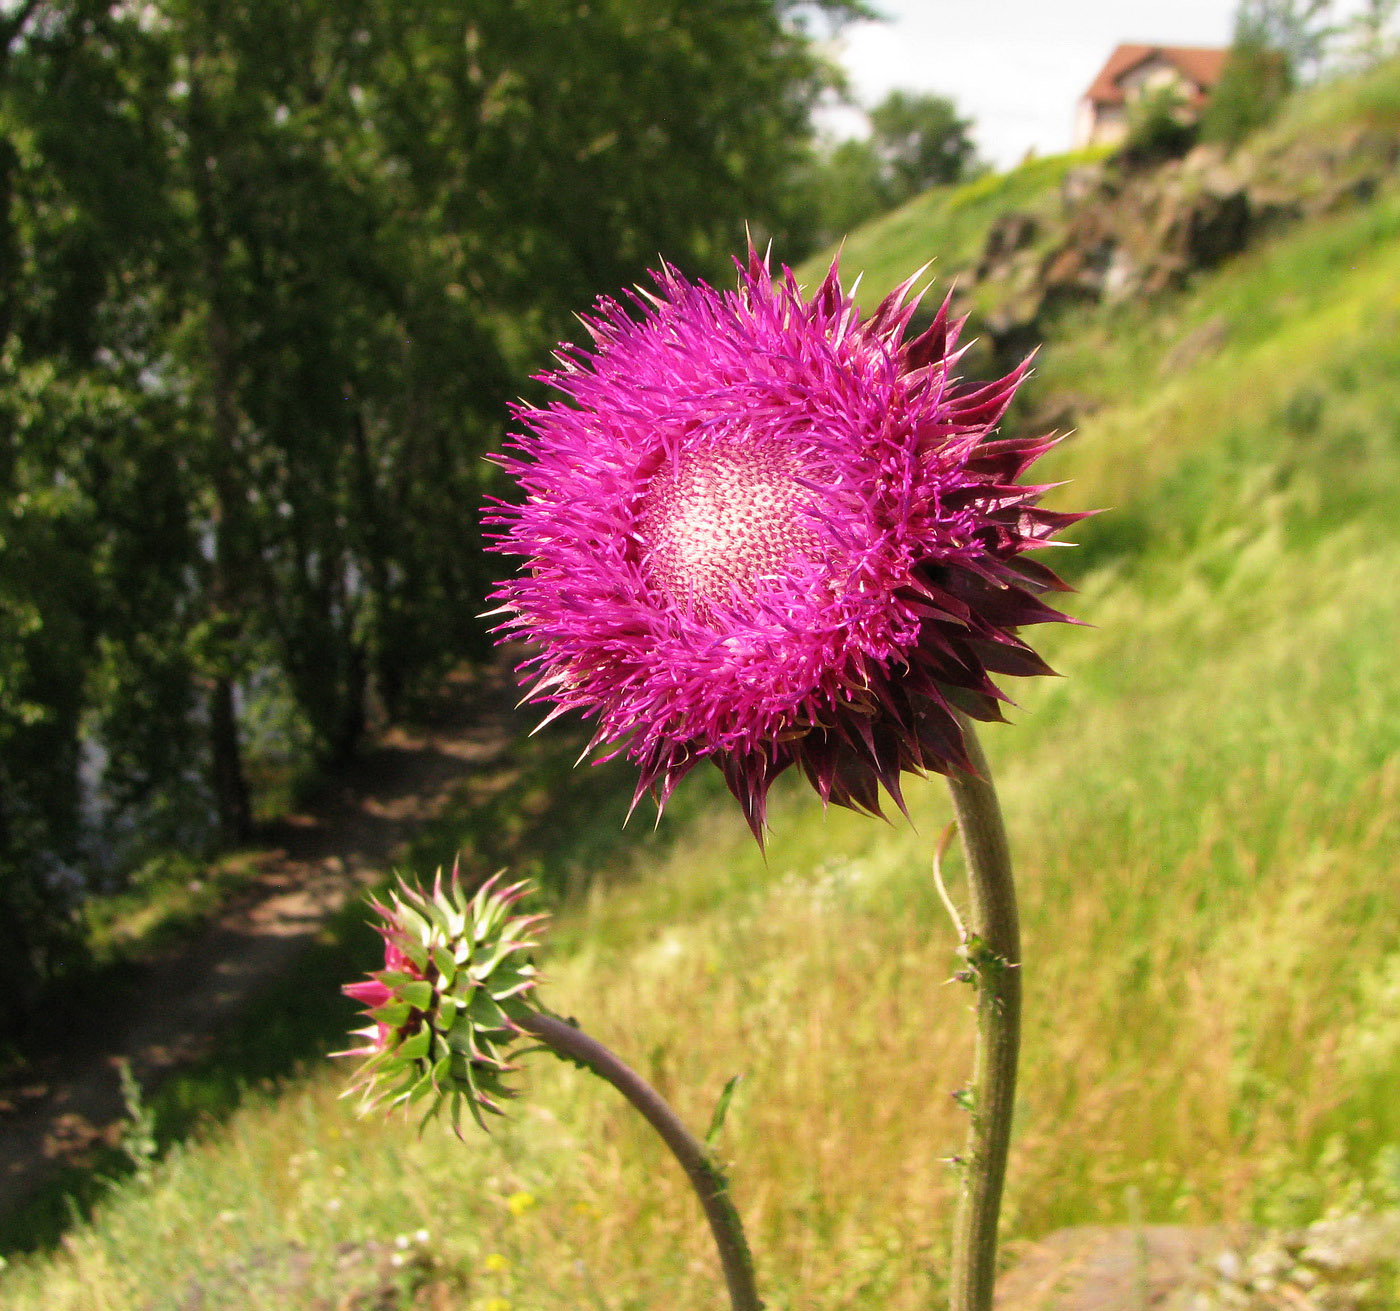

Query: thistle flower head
338;867;545;1133
488;249;1085;840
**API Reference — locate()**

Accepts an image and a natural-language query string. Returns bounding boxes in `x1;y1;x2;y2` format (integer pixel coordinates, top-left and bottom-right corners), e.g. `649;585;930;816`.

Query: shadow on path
0;661;531;1240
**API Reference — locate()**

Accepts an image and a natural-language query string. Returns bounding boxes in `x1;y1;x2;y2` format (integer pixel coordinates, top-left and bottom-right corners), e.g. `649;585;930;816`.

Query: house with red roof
1074;44;1230;148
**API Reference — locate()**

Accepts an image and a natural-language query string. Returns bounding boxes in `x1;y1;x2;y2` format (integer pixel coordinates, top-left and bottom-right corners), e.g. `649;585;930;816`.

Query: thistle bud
338;867;545;1133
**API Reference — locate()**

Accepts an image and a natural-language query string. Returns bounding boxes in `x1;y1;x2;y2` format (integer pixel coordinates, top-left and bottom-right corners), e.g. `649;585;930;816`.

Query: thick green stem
944;716;1022;1311
520;1011;763;1311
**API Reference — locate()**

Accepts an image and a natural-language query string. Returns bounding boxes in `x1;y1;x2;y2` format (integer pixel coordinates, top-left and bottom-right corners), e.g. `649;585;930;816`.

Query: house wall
1075;100;1127;149
1075;54;1211;149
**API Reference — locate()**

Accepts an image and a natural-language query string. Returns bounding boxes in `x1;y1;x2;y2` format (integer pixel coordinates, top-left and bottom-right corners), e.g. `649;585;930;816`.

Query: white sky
818;0;1373;167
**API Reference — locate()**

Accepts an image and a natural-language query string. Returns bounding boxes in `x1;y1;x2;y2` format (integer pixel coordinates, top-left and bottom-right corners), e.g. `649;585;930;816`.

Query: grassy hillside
797;148;1104;309
801;53;1400;317
7;82;1400;1311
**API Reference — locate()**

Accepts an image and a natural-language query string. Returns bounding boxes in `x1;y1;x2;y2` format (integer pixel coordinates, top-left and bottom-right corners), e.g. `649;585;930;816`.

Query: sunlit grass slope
8;115;1400;1311
797;150;1103;313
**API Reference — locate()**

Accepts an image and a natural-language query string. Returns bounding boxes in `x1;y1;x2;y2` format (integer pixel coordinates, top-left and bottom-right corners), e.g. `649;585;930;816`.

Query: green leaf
395;901;434;945
499;995;536;1025
430;1054;453;1088
467;990;509;1030
431;944;457;985
398;1027;432;1063
371;1001;412;1028
705;1074;744;1150
445;1014;477;1056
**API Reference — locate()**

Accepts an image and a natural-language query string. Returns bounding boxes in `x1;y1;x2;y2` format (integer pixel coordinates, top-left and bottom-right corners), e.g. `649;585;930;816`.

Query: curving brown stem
944;716;1022;1311
519;1011;763;1311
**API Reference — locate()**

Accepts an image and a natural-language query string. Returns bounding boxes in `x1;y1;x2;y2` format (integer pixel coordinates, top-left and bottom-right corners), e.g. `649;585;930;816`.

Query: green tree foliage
1119;84;1199;167
1247;0;1337;80
0;0;180;1029
870;90;978;197
795;136;890;249
1342;0;1399;68
1202;0;1335;147
0;0;868;1031
801;89;978;247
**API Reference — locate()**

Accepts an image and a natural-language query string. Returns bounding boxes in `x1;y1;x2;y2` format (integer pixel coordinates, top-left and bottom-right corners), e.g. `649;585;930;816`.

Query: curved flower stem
944;716;1022;1311
519;1011;763;1311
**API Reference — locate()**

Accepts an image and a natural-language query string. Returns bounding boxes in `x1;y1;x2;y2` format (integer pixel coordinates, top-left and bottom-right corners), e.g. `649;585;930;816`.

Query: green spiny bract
339;867;545;1134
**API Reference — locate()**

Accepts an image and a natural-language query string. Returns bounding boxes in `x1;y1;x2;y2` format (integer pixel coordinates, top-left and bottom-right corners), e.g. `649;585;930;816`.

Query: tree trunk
209;673;250;846
188;64;254;847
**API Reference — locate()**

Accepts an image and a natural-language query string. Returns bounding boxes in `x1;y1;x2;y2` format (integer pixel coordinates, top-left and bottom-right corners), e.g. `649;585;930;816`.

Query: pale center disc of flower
637;443;819;614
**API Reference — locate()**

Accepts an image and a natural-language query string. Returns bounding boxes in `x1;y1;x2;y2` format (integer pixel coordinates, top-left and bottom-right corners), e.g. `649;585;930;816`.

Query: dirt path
0;662;527;1221
993;1225;1237;1309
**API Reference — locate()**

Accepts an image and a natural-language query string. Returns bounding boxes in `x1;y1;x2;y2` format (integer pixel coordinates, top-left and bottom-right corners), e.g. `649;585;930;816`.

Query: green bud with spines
339;865;546;1135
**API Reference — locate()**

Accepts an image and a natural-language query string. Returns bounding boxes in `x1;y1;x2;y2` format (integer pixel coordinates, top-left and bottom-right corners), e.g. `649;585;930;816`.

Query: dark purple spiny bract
487;250;1084;841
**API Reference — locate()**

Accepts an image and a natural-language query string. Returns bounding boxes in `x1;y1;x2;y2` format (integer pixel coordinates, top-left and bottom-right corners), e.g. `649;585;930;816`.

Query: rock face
994;1214;1400;1310
960;124;1400;375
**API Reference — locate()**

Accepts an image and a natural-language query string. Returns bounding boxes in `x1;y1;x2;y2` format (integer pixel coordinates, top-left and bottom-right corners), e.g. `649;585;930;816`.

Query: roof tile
1084;44;1229;107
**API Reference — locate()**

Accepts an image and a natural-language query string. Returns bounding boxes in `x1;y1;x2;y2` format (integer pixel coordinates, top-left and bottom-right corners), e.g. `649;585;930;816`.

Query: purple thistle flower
487;250;1085;841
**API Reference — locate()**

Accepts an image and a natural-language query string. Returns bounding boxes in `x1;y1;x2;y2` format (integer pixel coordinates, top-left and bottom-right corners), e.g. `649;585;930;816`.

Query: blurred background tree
1202;0;1335;145
1342;0;1399;68
0;0;881;1035
799;89;980;249
871;90;979;195
1118;84;1199;168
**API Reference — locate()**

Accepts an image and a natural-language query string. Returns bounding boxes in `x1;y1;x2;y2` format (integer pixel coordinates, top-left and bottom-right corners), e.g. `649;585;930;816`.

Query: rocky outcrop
992;1213;1400;1310
959;121;1400;375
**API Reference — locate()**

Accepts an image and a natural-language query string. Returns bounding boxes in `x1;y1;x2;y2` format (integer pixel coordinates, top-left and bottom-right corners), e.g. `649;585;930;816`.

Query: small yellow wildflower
505;1190;537;1218
483;1252;511;1274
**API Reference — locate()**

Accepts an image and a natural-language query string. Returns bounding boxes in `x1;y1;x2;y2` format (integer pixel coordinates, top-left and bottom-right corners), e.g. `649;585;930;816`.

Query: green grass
7;81;1400;1311
79;851;270;968
795;149;1107;311
1252;47;1400;152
